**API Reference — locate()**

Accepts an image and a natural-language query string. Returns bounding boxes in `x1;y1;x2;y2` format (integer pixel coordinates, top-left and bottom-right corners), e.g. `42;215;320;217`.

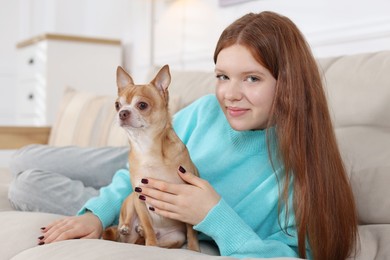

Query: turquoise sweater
79;94;304;258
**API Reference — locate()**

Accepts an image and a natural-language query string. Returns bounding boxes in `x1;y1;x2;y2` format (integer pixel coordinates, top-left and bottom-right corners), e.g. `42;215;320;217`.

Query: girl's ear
151;65;171;93
116;66;134;92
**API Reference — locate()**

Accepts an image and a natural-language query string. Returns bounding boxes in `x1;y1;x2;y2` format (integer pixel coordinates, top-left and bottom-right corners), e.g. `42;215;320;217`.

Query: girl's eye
246;76;260;83
216;74;229;81
115;101;121;111
137;102;148;110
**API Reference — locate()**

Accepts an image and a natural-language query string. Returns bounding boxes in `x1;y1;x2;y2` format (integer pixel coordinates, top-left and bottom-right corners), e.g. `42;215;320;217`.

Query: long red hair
214;11;358;260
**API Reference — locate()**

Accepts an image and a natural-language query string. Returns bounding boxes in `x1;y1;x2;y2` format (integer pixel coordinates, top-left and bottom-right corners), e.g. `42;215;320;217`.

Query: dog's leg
157;228;186;249
158;236;186;249
186;224;200;252
117;193;141;243
134;196;158;246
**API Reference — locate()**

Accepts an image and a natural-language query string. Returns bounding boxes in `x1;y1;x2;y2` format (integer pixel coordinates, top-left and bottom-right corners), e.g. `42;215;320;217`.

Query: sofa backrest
48;87;128;147
318;51;390;225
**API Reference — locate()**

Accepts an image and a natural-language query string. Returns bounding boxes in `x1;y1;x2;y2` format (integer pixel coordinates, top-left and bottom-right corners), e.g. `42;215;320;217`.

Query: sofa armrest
0;126;51;149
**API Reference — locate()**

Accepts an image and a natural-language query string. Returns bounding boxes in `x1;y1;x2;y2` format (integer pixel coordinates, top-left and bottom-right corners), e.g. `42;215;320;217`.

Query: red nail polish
141;179;148;184
179;166;186;173
149;206;155;211
134;187;142;192
38;236;44;240
139;195;146;201
38;241;45;245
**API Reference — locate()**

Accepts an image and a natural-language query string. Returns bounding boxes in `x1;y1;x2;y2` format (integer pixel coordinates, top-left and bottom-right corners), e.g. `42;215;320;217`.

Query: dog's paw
119;225;130;235
135;224;145;237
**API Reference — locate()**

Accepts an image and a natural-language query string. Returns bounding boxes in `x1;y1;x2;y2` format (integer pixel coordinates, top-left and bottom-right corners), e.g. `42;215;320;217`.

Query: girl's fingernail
38;241;45;245
141;179;148;184
139;195;146;201
149;206;155;211
178;166;186;173
40;227;46;230
38;236;44;240
134;187;142;193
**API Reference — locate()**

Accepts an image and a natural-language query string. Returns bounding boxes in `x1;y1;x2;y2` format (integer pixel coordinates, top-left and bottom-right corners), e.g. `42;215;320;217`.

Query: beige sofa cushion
1;211;387;260
1;211;302;260
48;87;128;147
12;240;227;260
347;224;390;260
0;167;12;211
318;51;390;225
319;51;390;129
1;211;63;260
335;126;390;224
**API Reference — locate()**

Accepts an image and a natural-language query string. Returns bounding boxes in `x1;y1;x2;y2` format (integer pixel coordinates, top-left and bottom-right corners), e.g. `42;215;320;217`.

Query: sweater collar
227;124;272;155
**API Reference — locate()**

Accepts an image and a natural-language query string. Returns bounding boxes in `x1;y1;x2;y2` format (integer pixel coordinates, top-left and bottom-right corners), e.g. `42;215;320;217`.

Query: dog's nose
119;110;130;120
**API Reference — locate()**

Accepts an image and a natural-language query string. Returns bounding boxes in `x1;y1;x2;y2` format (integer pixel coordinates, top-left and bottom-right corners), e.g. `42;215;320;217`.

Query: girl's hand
137;166;221;226
38;212;103;245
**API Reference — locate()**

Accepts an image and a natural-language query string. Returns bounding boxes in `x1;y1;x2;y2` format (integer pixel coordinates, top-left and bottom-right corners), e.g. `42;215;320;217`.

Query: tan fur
102;65;200;251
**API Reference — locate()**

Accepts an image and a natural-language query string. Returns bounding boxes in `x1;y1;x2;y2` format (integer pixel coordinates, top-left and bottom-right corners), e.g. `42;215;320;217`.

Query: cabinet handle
28;58;34;65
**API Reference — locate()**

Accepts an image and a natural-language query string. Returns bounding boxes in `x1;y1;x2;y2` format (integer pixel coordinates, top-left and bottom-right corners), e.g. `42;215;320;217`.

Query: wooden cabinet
16;33;121;126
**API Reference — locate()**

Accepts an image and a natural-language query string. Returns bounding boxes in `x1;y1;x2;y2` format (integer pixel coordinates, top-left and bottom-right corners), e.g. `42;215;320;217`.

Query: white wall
153;0;390;70
0;1;19;125
17;0;133;40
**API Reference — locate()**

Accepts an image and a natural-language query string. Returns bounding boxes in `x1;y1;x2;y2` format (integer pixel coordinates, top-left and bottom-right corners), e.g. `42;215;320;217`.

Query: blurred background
1;0;390;126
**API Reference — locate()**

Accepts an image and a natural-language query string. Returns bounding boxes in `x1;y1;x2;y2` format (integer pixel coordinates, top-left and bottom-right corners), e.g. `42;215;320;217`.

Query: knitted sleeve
194;199;300;258
77;168;132;229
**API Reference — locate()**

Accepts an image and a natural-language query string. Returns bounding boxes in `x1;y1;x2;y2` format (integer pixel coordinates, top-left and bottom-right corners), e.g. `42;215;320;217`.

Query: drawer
17;43;46;80
16;81;45;117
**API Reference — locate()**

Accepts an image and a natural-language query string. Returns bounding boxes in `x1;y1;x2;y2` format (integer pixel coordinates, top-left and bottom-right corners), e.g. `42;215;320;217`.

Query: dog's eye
137;102;148;110
115;102;121;111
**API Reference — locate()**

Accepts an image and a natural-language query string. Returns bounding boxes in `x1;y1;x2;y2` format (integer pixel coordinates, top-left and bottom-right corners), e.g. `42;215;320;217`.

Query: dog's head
115;65;171;132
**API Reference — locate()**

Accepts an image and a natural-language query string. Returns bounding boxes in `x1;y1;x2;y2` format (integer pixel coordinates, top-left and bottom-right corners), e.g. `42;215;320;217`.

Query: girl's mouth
226;107;249;117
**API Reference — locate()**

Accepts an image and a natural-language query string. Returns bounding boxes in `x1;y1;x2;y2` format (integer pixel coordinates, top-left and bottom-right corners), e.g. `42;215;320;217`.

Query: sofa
0;50;390;259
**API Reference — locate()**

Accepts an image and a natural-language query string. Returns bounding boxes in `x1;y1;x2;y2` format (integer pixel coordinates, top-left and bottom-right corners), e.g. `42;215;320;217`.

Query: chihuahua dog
102;65;200;252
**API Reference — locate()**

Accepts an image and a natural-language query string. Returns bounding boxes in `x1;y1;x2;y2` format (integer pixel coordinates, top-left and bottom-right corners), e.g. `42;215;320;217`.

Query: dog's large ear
151;65;171;94
116;66;134;92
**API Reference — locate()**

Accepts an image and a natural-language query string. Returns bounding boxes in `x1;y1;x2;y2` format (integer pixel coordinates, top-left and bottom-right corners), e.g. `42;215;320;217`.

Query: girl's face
215;44;277;131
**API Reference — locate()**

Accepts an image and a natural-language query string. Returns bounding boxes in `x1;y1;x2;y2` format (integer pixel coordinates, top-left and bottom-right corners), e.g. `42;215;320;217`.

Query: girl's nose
225;80;243;101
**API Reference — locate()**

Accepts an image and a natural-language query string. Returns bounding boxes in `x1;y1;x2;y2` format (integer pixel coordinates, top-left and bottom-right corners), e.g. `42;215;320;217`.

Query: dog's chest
130;157;182;187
